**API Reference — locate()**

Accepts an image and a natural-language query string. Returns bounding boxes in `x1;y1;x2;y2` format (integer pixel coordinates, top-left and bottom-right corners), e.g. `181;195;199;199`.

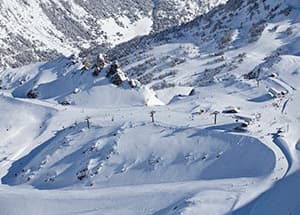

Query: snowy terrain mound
2;123;275;189
0;96;54;177
0;55;163;107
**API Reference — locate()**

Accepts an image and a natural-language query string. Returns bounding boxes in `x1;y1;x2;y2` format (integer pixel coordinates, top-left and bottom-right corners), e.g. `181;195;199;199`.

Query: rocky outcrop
106;61;140;87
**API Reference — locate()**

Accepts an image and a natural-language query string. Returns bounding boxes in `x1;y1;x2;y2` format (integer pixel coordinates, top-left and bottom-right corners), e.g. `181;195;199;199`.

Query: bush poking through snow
27;89;38;98
77;167;89;181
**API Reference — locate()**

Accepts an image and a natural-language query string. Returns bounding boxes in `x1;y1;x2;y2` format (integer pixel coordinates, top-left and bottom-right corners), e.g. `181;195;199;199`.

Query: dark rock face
105;61;140;87
106;61;128;86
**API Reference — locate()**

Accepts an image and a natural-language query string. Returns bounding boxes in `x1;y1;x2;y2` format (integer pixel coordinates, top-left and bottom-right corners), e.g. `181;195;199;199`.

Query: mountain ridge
0;0;226;69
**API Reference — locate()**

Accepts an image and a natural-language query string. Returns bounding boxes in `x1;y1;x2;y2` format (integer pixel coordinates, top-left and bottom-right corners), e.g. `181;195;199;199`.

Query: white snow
100;16;153;46
0;0;300;214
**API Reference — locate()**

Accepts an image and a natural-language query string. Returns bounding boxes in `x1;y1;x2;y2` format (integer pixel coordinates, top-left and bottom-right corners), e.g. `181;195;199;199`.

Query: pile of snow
2;123;274;189
0;96;54;178
65;85;164;107
156;86;194;104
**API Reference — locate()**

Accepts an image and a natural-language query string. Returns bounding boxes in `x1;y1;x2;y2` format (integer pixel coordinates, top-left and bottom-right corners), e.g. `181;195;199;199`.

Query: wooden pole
212;111;219;125
150;111;155;123
85;116;91;129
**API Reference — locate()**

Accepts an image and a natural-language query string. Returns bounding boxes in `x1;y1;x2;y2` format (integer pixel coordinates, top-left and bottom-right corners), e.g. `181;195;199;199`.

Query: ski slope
0;0;300;214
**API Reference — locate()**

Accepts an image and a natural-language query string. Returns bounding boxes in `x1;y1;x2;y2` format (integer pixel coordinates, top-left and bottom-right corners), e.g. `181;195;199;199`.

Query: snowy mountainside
0;0;226;69
102;0;300;213
108;0;299;89
0;0;300;214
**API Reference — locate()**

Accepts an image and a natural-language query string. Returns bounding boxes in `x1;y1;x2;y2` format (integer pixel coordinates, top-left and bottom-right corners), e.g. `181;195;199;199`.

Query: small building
222;106;240;114
269;72;278;78
233;125;248;133
268;87;288;98
234;114;254;125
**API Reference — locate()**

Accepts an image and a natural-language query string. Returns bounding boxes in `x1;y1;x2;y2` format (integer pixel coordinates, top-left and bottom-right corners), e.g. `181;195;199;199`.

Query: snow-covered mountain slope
0;0;300;214
107;0;299;88
0;55;285;214
102;0;300;213
0;0;226;69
